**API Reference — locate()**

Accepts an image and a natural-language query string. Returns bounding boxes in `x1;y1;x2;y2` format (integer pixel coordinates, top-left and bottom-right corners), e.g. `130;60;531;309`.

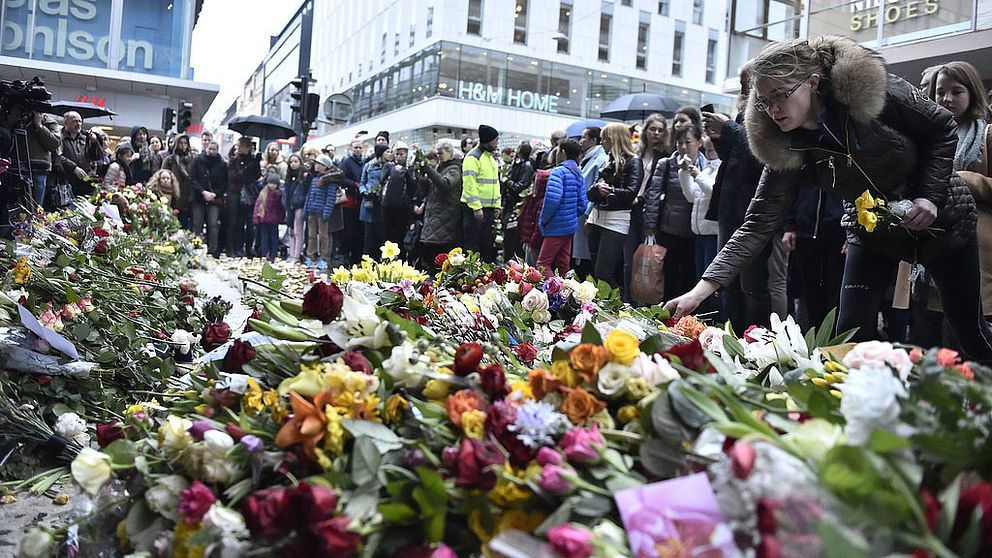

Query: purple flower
545;276;564;295
187;420;217;441
240;435;264;453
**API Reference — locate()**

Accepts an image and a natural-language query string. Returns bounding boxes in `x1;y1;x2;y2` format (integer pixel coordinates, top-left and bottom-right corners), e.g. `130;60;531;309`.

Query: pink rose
547;524;594;558
559;425;605;464
536;447;562;466
842;341;912;381
519;281;534;296
539;464;575;494
179;480;216;524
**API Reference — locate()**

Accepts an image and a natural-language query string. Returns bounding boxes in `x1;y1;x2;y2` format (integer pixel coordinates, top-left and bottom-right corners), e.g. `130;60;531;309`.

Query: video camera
0;77;51;226
0;76;52;126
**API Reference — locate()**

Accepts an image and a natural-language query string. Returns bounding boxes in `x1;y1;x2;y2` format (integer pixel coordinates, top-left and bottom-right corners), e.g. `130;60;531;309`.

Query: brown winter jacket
703;35;977;288
957;124;992;315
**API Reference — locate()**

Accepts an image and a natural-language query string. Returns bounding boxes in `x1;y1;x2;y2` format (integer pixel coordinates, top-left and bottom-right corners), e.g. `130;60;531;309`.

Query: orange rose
559;387;607;425
528;368;561;400
446;389;482;427
570;344;609;384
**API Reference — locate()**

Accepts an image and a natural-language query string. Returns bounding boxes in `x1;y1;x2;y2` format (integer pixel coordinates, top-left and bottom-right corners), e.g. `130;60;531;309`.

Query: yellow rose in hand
857;209;877;233
604;329;640;365
855;190;876;212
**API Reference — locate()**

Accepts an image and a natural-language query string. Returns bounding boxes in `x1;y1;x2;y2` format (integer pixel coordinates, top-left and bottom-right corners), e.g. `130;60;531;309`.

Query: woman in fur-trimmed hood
665;35;992;363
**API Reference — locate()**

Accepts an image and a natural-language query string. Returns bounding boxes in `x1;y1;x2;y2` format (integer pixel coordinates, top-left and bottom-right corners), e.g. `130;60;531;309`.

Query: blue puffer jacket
539;159;587;237
303;170;339;221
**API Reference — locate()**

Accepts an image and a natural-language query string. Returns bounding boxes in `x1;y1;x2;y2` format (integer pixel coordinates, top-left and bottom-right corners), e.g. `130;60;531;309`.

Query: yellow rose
157;415;192;457
278;365;326;397
551;360;579;387
604;329;640;365
495;509;546;535
617;405;640;424
423;378;452;400
509;380;534;400
71;448;112;495
462;409;486;440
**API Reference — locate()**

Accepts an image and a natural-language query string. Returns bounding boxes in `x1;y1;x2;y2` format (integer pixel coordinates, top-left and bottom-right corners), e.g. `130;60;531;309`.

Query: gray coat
421;158;463;245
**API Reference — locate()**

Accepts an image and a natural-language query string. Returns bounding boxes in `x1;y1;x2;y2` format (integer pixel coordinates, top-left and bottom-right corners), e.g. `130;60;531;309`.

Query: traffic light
177;100;193;134
161;107;175;132
304;92;320;129
290;76;308;120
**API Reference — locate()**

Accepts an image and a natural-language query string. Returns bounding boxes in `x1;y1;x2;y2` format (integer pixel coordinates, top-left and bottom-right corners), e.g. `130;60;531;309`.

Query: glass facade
345;41;732;124
0;0;195;78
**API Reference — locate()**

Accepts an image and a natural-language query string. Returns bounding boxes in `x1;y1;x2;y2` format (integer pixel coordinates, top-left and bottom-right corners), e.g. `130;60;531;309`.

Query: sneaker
316;260;327;270
304;258;314;267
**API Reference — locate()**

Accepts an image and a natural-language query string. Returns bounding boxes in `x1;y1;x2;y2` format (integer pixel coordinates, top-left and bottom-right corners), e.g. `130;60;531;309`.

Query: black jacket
228;153;262;194
705;115;764;226
502;159;535;210
421;158;463;244
189;153;228;199
381;163;418;211
587;155;642;211
783;170;845;242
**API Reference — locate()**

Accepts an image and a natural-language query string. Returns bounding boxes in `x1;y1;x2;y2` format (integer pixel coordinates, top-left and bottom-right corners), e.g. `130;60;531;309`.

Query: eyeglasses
753;80;807;113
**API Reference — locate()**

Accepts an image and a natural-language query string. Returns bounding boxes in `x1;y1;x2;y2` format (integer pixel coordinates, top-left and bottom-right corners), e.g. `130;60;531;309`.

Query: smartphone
701;103;715;114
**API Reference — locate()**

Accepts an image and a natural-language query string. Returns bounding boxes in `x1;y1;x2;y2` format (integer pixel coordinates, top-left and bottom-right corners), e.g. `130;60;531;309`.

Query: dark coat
284;171;308;211
502;159;535;211
518;168;550;251
705;115;764;227
304;166;350;220
161;151;193;208
381;163;418;212
704;35;977;288
783;171;845;242
587;155;642;211
189;153;228;200
421;158;463;245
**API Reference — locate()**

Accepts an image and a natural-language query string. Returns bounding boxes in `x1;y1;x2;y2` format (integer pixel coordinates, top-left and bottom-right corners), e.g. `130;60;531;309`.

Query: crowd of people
12;35;992;362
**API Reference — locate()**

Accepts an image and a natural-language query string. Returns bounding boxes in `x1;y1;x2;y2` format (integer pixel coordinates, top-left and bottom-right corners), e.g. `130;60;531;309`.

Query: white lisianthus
838;365;913;446
202;504;249;537
521;288;549;312
478;288;503;315
504;281;520;296
782;418;844;462
17;527;53;558
201;430;241;484
53;412;90;447
216;373;250;394
157;415;193;458
382;340;430;388
448;251;466;266
842;341;913;383
71;447;112;495
531;308;552;324
630;353;680;386
144;475;189;521
597;363;630;398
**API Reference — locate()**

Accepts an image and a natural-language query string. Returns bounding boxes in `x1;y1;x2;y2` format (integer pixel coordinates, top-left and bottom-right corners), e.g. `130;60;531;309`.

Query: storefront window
808;0;973;46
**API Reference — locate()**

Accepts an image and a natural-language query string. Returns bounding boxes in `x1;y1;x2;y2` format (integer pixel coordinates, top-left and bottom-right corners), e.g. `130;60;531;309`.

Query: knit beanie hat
374;144;389;158
375;130;390;142
478;125;499;144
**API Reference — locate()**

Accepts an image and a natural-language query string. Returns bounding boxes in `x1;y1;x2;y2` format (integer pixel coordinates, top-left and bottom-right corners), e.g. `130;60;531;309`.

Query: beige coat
957;124;992;316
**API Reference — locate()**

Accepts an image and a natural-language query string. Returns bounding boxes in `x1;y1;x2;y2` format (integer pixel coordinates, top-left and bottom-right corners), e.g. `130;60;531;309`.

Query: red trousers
537;235;572;278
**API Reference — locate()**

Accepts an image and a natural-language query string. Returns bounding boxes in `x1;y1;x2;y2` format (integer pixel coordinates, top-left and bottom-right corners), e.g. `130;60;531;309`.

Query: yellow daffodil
855;190;876;212
242;379;266;414
12;257;31;284
385;394;409;424
331;266;350;284
857;209;878;233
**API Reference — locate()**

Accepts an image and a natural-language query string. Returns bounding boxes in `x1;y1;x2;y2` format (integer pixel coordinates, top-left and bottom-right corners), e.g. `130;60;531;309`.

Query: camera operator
2;106;60;208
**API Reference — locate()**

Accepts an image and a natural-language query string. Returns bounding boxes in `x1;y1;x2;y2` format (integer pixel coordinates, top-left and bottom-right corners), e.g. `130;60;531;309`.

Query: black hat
374;144;389;158
375;130;390;142
478;125;499;144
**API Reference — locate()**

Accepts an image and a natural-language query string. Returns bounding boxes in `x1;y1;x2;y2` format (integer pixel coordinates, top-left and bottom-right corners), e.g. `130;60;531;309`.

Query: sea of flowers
2;194;992;557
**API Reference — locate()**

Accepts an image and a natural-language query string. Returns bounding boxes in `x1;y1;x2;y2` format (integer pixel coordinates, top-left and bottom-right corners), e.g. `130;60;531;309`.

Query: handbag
630;235;667;305
240;181;260;207
404;219;423;255
50;180;73;208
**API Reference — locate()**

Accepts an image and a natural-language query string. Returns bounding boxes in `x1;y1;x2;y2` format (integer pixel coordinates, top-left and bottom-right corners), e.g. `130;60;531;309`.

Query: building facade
0;0;218;140
728;0;992;92
306;0;734;149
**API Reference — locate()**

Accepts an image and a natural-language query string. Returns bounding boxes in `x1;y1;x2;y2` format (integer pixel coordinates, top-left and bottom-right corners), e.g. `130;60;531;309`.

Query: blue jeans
31;174;47;207
256;223;278;261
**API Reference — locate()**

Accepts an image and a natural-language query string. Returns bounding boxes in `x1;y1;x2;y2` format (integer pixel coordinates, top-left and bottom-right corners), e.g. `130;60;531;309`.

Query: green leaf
535;499;575;537
722;334;744;360
425;512;445;543
868;429;912;453
638;438;685;478
124;498;155;537
416;467;447;505
342;419;404;453
937;475;963;541
377;307;432;340
379;502;417;523
573;494;613;518
580;321;602;345
668;380;726;427
817;519;870;558
344;487;380;520
65;287;81;304
103;439;137;468
650;391;687;446
813;308;838;349
351;437;382;487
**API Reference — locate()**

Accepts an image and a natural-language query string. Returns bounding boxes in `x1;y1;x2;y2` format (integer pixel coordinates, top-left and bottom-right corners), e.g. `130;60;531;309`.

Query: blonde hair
601;122;635;167
264;141;284;164
639;113;670;156
146;169;178;198
749;36;838;85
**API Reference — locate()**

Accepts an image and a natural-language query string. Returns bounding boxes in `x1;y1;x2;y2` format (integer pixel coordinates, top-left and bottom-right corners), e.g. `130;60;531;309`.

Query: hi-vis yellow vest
460;147;500;210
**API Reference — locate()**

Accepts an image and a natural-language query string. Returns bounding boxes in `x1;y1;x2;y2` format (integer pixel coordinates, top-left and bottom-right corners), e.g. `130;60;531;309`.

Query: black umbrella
599;93;681;121
46;101;116;120
227;115;296;139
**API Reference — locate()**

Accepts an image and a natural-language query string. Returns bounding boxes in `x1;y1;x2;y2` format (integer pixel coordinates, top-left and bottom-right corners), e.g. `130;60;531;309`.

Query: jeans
256;223;278;261
839;239;992;364
307;215;332;266
31;174;47;208
719;221;774;329
461;206;498;263
191;201;221;255
537;235;573;278
588;224;627;289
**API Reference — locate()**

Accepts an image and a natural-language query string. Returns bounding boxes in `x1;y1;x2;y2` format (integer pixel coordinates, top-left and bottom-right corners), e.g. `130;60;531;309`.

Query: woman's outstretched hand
663;280;719;319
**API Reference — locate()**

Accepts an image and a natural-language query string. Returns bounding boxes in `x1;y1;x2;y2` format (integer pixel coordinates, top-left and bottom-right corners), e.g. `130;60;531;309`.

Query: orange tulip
275;390;334;460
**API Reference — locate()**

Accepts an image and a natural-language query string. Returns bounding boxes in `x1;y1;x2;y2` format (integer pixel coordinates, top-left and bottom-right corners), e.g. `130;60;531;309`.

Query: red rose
311;516;361;556
302;282;344;323
209;388;241;409
921;489;940;533
453;342;484;376
179;480;216;525
316;335;344;358
243;487;290;538
479;364;509;399
418;283;434;296
485;400;517;437
201;322;231;351
35;374;51;385
122;223;132;233
225;422;246;441
96;420;124;448
664;339;709;372
756;534;781;558
489;267;507;284
434;253;448;266
180;295;195;305
513;343;537;364
94;239;109;255
952;482;992;554
92;226;109;238
485;400;532;466
342;350;372;374
443;438;504;489
756;498;780;534
220;339;255;373
288;482;339;524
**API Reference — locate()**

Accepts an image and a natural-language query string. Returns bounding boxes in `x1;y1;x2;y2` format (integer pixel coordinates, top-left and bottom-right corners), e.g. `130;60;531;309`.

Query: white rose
448;252;466;266
782;418;844;462
531;309;552;324
572;281;598;303
521;288;549;312
54;412;91;447
838;365;913;446
202;504;249;537
697;327;727;355
843;341;913;382
203;429;234;451
383;340;430;388
170;329;198;355
144;475;189;521
597;363;630;398
157;415;193;458
17;528;53;558
504;282;520;296
630;353;680;386
71;447;112;495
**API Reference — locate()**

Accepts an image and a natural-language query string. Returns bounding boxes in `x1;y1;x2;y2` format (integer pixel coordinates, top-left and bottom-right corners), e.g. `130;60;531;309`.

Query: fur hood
744;36;889;171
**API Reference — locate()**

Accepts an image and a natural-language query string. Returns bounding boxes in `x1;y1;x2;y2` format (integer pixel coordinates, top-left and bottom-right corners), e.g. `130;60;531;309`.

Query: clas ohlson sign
1;0;194;78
